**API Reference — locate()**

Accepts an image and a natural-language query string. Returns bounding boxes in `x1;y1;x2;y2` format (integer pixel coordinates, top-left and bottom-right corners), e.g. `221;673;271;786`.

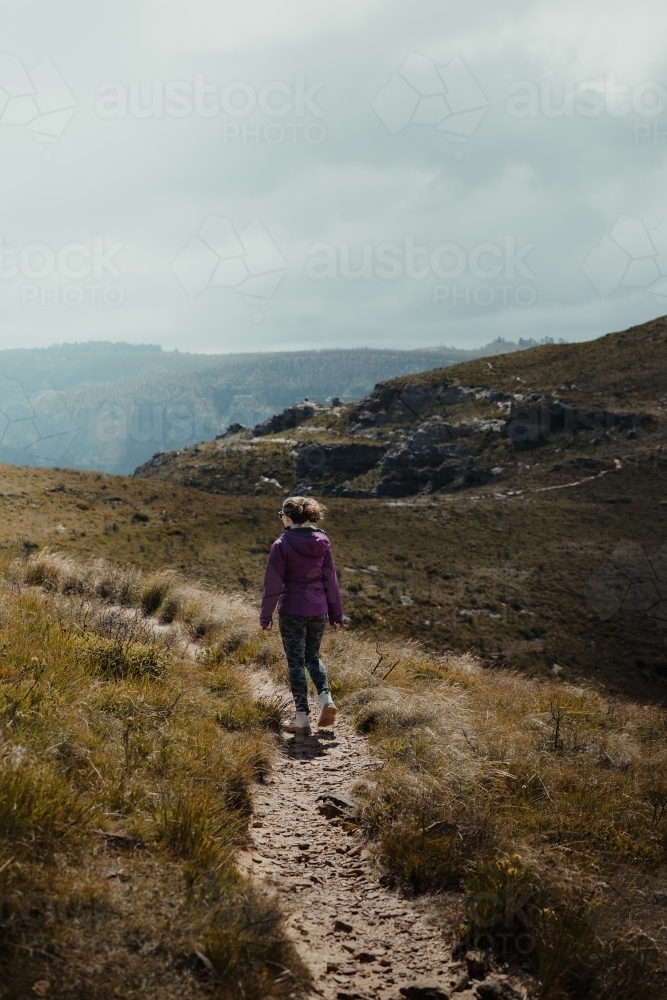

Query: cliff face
0;343;523;475
134;317;667;500
133;377;652;499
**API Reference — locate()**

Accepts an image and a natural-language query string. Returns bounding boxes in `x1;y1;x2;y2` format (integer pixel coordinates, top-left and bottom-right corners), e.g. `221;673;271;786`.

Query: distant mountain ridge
0;337;547;474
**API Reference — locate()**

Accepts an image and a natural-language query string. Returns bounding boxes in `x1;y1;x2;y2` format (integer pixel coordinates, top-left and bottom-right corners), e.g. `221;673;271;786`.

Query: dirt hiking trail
239;675;525;1000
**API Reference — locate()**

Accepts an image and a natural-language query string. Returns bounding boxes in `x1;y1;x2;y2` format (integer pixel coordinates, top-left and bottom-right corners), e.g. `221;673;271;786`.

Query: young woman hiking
260;496;343;736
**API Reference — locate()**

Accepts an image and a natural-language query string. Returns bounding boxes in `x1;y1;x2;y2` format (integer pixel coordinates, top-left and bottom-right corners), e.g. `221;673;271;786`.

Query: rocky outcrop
253;401;327;436
294;441;386;490
349;382;472;429
376;441;488;497
373;419;481;496
320;420;490;497
409;420;471;446
216;422;247;438
504;402;642;449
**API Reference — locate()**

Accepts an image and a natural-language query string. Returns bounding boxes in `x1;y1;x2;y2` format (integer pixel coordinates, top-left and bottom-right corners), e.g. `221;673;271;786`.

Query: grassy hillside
1;320;665;998
131;317;667;702
0;451;665;702
391;315;667;410
4;549;666;1000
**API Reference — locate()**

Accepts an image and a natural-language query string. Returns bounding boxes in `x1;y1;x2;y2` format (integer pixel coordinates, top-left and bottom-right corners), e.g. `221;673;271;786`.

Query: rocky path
238;681;521;1000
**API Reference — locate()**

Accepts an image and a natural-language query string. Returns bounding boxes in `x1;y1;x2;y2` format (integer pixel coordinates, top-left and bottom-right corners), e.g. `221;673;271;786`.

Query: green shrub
181;600;219;641
0;758;91;854
207;661;250;698
208;626;263;664
349;690;434;735
153;786;241;868
93;564;140;606
75;635;167;680
158;592;181;624
139;575;172;616
463;854;667;1000
358;766;495;892
22;551;88;595
216;695;288;734
218;626;250;655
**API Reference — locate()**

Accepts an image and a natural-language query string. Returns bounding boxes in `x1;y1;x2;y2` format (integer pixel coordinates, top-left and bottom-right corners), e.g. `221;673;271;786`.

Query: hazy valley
0;339;536;476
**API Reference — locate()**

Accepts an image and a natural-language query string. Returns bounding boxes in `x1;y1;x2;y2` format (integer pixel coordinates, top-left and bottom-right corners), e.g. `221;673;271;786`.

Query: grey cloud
1;0;667;353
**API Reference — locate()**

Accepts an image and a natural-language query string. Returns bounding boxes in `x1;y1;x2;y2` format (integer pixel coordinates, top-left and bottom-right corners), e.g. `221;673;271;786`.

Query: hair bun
281;495;327;524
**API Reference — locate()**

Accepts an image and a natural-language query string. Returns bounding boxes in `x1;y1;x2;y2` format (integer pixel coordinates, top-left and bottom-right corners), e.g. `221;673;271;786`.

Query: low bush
0;756;91;855
216;694;289;734
463;853;667;1000
158;591;181;623
139;573;172;616
345;651;667;998
0;570;289;995
152;785;242;869
357;765;495;892
218;625;253;656
74;634;167;680
92;562;141;606
21;550;85;594
206;660;252;698
346;687;435;735
180;598;221;641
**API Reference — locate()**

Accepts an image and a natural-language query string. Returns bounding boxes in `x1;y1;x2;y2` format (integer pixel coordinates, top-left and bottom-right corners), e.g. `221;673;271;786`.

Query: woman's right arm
322;546;344;627
260;540;285;629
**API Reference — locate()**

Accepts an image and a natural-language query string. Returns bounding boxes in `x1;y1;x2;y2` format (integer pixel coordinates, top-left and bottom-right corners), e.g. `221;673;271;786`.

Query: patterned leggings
278;612;330;715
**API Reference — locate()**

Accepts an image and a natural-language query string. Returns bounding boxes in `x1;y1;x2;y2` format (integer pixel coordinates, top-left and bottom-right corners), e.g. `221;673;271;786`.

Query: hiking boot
317;702;337;728
282;713;312;736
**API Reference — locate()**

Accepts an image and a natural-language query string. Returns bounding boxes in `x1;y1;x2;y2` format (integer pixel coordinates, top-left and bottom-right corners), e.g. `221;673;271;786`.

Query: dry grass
2;455;667;702
7;548;667;998
307;632;667;998
0;556;309;999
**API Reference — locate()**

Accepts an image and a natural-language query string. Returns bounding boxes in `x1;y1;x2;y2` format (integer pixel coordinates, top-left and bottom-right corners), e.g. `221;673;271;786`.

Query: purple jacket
260;527;343;627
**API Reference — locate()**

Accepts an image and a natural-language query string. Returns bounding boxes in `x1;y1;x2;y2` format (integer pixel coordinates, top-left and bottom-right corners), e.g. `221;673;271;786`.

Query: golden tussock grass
311;631;667;999
0;552;310;1000
7;547;667;998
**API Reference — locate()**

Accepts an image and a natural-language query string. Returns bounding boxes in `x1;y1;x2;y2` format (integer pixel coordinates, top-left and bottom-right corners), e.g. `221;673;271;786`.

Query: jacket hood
282;527;330;558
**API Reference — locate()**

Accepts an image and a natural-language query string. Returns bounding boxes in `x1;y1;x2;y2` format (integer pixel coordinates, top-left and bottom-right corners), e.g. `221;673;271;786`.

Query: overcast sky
1;0;667;354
